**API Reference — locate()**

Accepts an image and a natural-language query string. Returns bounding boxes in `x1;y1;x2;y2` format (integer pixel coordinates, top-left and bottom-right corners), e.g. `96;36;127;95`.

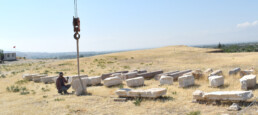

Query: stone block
103;76;122;87
209;70;222;77
167;70;192;80
115;88;167;98
240;70;254;77
229;67;241;75
86;76;101;86
178;75;195;88
124;72;138;80
193;90;204;100
126;77;144;87
101;71;129;80
209;76;224;87
203;91;253;101
68;75;88;84
71;77;87;96
160;75;173;85
137;70;163;79
204;68;213;74
32;74;47;82
154;71;179;80
41;76;58;84
22;74;38;81
240;75;256;90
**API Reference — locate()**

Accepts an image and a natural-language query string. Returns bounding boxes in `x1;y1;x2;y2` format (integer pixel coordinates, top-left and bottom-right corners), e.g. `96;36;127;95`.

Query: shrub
54;98;65;101
0;74;6;78
80;69;84;72
15;79;29;85
133;98;142;106
187;111;201;115
123;66;130;69
41;87;50;92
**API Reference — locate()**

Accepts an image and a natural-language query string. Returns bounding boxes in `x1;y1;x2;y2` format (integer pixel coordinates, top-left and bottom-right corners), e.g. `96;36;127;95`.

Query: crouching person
56;72;71;94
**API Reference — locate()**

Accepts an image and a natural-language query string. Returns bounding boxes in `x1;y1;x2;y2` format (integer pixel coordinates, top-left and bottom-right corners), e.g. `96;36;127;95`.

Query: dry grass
0;45;257;115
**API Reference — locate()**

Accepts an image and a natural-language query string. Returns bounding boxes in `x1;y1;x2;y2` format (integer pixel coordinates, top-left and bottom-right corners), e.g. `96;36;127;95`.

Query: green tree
218;42;222;48
0;49;4;63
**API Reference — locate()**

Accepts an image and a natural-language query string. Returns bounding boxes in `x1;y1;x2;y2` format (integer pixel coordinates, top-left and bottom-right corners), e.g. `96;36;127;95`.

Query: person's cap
59;72;63;75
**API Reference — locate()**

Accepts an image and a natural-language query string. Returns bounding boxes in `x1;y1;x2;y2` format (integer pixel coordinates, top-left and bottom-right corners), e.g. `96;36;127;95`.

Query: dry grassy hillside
0;46;257;115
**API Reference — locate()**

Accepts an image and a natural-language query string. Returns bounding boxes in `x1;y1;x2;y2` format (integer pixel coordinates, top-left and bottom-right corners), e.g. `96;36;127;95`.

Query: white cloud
237;20;258;28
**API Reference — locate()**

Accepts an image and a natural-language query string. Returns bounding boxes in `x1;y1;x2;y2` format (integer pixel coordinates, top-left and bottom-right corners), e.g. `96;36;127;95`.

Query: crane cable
73;0;86;95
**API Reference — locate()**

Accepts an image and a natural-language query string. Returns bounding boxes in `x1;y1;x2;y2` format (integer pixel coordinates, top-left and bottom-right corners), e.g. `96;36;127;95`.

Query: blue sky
1;0;258;52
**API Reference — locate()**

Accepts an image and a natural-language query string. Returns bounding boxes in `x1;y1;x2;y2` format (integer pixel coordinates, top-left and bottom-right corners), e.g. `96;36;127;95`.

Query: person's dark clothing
56;77;70;94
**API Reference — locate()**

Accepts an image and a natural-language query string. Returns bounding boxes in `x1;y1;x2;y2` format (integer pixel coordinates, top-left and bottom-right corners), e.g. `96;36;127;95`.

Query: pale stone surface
160;75;173;85
71;78;87;96
103;76;122;87
41;76;57;84
178;75;195;87
116;88;167;98
209;76;224;87
209;70;222;77
167;70;192;80
86;76;101;86
228;103;241;111
123;72;138;80
240;75;256;90
229;68;241;75
192;90;204;100
137;70;163;79
32;74;47;82
22;74;38;81
240;70;254;76
203;91;253;101
192;70;203;79
101;71;129;80
126;77;144;87
67;75;88;84
154;71;179;80
111;73;125;80
204;68;213;74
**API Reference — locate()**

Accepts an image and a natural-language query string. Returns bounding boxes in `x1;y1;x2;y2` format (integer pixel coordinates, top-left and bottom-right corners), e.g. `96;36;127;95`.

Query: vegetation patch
15;79;29;85
187;111;201;115
54;98;65;101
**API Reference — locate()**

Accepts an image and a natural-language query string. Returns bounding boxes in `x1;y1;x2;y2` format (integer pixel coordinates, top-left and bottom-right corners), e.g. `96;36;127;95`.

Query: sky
0;0;258;52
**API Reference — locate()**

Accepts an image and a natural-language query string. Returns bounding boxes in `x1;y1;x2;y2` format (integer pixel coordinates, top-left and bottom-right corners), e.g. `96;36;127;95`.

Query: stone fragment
114;98;127;102
154;71;179;80
167;70;192;80
209;76;224;87
103;76;122;87
178;75;195;88
240;70;254;76
115;88;167;98
123;72;138;80
101;71;129;80
86;76;101;86
137;70;163;79
229;67;241;75
67;75;88;84
126;77;144;87
228;103;241;111
203;91;253;101
41;76;58;84
71;77;87;96
160;75;173;85
32;74;47;82
209;70;222;77
192;90;204;100
204;68;213;74
240;75;256;90
22;74;38;81
192;70;203;79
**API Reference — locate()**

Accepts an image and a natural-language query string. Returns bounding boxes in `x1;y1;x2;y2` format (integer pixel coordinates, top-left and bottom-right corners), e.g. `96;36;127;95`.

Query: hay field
0;46;257;115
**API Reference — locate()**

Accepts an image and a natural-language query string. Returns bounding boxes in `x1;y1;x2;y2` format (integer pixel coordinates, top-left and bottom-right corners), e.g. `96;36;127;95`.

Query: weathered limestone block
123;72;138;80
192;70;203;79
204;68;213;74
193;90;204;100
87;76;101;86
229;68;241;75
103;76;122;87
126;77;144;87
116;88;167;98
160;75;173;85
41;76;58;84
137;70;163;79
228;103;241;111
71;78;87;96
22;74;38;81
154;71;179;80
240;75;256;90
208;76;224;87
101;71;129;80
240;70;254;77
68;75;88;84
178;75;195;88
209;70;222;77
111;73;125;80
32;74;47;82
133;70;147;74
203;91;253;101
167;70;192;80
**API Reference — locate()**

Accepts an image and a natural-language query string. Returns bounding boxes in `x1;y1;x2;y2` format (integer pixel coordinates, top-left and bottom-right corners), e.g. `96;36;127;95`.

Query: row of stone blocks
116;88;167;98
193;90;253;101
103;76;145;87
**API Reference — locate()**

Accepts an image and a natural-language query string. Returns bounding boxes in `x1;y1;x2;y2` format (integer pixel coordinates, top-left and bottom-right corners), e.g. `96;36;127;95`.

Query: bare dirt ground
0;46;257;115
